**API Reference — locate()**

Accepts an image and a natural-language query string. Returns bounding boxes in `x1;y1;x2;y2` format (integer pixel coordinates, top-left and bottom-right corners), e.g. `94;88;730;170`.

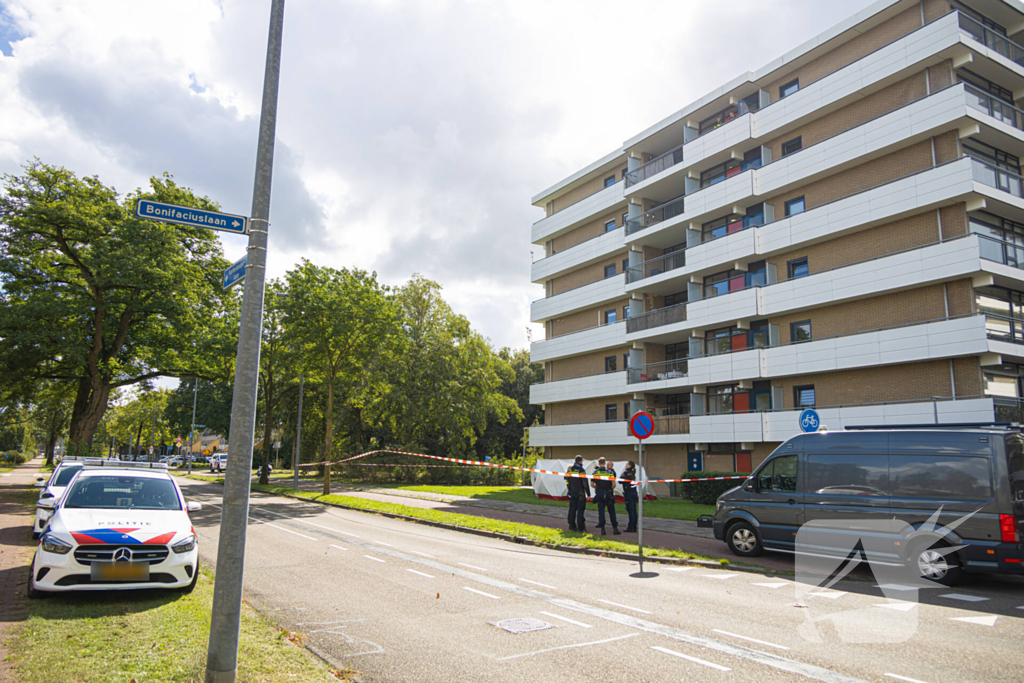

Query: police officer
621;460;638;533
592;457;621;536
564;455;590;532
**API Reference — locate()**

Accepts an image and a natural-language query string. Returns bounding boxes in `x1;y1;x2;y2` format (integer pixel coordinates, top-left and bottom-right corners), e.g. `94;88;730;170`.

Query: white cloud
0;0;877;351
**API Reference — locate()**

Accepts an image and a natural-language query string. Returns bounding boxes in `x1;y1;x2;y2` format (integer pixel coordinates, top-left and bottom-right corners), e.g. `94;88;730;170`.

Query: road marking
372;540;394;547
950;615;998;626
409;551;434;558
405;569;434;578
498;634;637;661
539;611;592;628
700;573;737;580
874;602;917;612
463;586;500;600
252;507;360;537
806;590;846;600
598;599;651;614
885;674;931;683
875;584;917;591
712;629;789;650
363;555;386;563
939;593;988;602
250;518;316;540
666;566;695;572
329;544;348;552
652;645;731;672
458;563;487;571
519;578;557;590
752;581;790;589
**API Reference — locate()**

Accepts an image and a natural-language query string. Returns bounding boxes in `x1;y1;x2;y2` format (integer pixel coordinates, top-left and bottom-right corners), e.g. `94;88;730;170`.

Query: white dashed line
598;599;651;614
951;615;998;626
652;645;731;672
329;544;348;552
458;563;487;571
372;540;394;547
498;634;636;661
363;555;386;563
463;586;500;600
939;593;989;602
405;569;434;578
666;566;695;572
253;507;360;537
700;573;737;580
519;578;557;590
712;629;789;650
539;611;592;628
806;590;846;600
875;584;918;591
250;519;316;540
885;674;932;683
752;581;790;589
409;551;434;558
874;602;917;612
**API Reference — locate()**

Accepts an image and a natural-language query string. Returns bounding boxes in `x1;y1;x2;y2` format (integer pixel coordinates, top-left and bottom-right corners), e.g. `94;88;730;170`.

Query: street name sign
222;256;247;290
136;199;248;235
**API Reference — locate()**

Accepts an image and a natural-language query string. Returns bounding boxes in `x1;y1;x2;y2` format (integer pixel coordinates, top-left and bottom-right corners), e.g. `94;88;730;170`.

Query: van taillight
999;514;1019;544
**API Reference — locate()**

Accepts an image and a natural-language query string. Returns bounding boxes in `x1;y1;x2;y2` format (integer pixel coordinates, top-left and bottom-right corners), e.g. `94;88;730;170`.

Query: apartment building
528;0;1024;482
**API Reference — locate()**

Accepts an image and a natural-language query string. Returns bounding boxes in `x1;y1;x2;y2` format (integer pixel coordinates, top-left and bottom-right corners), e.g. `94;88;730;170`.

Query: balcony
964;83;1024;133
971;156;1024;200
532;182;625;244
628;358;688;385
529;370;627;405
530;274;625;323
958;12;1024;68
625;195;685;236
531;227;624;283
530;319;627;363
626;146;684;188
626;249;686;284
626;302;687;334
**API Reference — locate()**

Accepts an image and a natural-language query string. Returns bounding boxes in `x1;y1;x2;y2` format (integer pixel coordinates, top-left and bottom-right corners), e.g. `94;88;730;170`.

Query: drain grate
490;617;554;634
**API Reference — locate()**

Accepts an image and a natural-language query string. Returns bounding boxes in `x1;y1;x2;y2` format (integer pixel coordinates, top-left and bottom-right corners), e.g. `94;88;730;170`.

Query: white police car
32;457;88;539
28;461;202;596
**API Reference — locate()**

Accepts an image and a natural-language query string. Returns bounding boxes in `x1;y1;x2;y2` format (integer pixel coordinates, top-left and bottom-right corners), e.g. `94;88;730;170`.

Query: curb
238;483;773;575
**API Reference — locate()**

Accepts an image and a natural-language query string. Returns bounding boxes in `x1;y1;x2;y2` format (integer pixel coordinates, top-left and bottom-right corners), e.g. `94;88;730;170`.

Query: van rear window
889;455;992;500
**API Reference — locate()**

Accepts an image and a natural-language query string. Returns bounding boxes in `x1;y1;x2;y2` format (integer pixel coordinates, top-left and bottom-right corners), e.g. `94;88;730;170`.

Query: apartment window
794;385;816;408
621;167;628;179
605;356;618;372
707;385;738;414
605;404;618;421
622;258;629;273
624;402;630;419
622;305;630;319
664;291;687;307
741;148;763;171
700;159;742;188
957;68;1014;104
665;394;690;416
604;309;617;324
623;353;630;369
702;215;738;242
976;286;1024;343
781;136;802;157
750;320;770;349
622;212;629;226
779;78;799;98
785;196;806;217
699;104;741;135
705;327;736;356
791;320;812;343
743;204;765;228
787;257;809;279
604;264;616;278
605;220;616;232
604;175;616;187
963;140;1020;173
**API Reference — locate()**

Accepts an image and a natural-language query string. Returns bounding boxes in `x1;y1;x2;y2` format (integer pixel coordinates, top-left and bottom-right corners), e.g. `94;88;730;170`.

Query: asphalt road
180;478;1024;683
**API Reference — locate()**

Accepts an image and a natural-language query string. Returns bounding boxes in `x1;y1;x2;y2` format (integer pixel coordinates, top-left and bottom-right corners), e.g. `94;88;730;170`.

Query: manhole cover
490;617;553;634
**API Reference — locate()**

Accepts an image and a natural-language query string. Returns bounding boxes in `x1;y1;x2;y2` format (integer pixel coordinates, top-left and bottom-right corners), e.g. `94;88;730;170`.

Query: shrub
677;471;748;505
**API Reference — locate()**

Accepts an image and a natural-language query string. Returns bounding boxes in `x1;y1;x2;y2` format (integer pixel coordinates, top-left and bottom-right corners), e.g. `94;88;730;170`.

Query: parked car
712;427;1024;586
27;460;201;596
32;457;87;539
210;454;227;473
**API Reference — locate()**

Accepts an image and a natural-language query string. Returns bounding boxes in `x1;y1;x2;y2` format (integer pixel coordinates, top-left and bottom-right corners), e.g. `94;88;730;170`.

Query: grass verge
7;570;346;683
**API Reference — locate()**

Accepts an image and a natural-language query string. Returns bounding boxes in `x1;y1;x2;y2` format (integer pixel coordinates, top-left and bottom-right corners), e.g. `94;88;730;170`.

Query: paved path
0;457;43;683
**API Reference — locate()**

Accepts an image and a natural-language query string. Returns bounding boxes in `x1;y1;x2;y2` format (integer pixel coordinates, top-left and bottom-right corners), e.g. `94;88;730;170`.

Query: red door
733;392;750;414
727;219;743;234
730;334;747;351
735;452;752;472
729;275;746;291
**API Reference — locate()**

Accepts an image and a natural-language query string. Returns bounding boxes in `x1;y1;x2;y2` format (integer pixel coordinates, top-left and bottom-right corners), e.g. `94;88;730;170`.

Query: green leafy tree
477;347;544;460
283;261;402;495
30;382;76;466
0;161;237;450
257;280;301;484
166;380;233;443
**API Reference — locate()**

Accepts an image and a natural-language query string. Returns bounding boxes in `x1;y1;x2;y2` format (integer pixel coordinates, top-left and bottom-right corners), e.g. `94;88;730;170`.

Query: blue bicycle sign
799;409;820;433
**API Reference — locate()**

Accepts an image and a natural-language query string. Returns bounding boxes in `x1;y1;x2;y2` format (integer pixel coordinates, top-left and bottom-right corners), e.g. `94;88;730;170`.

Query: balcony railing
959;12;1024;66
626;146;684;188
625;195;686;236
964;82;1024;132
626;249;686;284
648;415;691;435
971;157;1024;199
628;358;688;384
626;302;687;334
977;232;1024;269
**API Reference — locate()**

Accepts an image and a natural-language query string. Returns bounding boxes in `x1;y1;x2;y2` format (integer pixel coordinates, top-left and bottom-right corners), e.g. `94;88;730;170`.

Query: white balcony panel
960;27;1024;82
627;173;754;247
687;413;765;444
988;339;1024;361
676;229;758;281
532;183;624;244
760;237;983;318
685;287;760;331
687;349;762;386
528;422;633;448
530;322;626;364
531;275;625;323
530;371;627;405
532;228;625;283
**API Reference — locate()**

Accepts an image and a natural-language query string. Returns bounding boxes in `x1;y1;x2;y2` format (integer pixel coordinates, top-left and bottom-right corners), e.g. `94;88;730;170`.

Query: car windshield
54;465;83;487
64;475;181;510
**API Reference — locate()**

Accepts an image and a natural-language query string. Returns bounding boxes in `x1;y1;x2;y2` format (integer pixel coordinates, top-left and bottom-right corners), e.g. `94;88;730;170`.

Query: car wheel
180;562;200;594
26;558;47;599
726;521;762;557
908;541;962;586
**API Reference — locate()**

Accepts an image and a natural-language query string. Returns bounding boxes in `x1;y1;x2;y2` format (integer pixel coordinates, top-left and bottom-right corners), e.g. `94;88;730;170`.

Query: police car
28;461;202;596
32;457;88;539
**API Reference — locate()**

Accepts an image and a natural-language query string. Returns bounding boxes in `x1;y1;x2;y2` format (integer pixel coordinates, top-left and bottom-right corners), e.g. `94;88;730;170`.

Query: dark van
713;427;1024;585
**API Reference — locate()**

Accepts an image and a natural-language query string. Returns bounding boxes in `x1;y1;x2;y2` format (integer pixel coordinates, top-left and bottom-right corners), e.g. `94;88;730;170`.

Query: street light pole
205;2;284;681
293;372;303;490
189;379;198;475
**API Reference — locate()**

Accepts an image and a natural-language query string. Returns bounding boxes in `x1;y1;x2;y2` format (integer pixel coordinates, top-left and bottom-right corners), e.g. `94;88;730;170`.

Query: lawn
8;571;344;683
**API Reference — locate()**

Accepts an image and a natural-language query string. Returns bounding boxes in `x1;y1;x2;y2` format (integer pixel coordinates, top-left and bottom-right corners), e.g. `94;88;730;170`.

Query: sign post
222;255;248;291
629;411;654;572
136;199;248;235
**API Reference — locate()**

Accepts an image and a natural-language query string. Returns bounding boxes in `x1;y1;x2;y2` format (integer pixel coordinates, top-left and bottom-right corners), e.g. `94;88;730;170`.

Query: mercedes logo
113;548;133;562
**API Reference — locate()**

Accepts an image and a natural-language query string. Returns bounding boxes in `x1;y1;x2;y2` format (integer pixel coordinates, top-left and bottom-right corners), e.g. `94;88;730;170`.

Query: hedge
330;455;524;487
676;471;748;505
1;450;33;466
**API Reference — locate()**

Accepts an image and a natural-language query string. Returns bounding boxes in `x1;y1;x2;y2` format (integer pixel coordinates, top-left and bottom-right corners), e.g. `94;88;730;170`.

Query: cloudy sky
0;0;877;353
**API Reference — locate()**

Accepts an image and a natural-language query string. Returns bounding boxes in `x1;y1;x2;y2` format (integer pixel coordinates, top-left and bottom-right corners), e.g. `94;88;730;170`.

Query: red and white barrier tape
296;449;749;485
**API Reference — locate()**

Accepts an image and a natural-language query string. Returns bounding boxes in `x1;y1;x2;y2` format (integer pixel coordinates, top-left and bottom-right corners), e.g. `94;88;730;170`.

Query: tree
283;261;402;495
30;382;75;466
0;161;237;451
477;347;544;460
257;280;300;485
166;380;233;442
382;276;521;457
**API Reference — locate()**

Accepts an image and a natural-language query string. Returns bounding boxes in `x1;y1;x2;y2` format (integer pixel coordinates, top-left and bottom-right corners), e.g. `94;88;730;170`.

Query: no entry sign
630;411;654;440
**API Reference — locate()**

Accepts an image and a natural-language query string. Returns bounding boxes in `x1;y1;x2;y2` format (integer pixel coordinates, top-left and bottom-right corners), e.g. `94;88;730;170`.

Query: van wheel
909;542;962;586
726;521;763;557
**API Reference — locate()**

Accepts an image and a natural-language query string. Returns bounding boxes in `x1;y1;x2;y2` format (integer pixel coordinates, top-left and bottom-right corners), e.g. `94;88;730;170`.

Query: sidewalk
0;457;43;683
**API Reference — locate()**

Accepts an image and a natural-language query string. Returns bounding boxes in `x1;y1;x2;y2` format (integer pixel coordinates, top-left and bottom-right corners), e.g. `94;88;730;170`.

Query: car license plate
92;561;150;582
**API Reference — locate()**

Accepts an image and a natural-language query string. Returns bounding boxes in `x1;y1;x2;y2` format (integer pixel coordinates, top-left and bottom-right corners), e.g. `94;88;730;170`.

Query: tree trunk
354;406;363;455
68;378;112;451
259;380;273;486
134;421;144;458
323;379;333;496
45;434;56;467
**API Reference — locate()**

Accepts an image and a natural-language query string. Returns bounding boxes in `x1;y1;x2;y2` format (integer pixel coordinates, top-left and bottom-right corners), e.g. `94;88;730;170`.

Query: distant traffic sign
630;411;654;440
136;199;248;235
799;409;820;433
222;256;247;290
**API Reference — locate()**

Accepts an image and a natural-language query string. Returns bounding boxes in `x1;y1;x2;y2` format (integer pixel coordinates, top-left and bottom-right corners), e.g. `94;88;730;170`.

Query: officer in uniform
621;460;638;532
564;455;590;532
592;457;621;536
